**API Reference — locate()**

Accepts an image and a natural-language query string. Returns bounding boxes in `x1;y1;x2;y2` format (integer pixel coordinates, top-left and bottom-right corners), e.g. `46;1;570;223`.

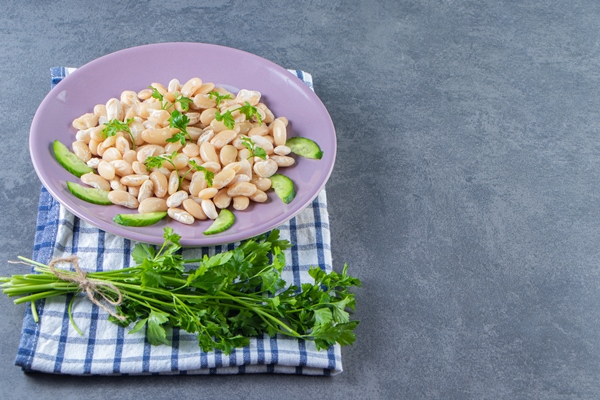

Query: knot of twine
49;256;126;321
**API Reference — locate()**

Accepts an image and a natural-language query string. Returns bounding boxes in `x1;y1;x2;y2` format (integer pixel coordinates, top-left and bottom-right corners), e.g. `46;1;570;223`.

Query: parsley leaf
214;110;235;130
167;110;191;145
208;90;232;107
175;93;193;112
149;86;164;101
188;159;214;187
144;151;178;171
146;310;171;346
102;118;133;138
240;136;267;160
101;118;136;149
238;101;263;125
166;110;191;145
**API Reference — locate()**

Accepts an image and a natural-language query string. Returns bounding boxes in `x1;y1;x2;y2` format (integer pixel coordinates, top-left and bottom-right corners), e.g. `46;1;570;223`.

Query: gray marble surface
1;0;600;398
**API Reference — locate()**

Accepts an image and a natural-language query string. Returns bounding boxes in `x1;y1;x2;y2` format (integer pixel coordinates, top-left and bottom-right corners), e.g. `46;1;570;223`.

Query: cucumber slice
285;137;323;160
66;181;112;205
204;209;235;235
53;140;93;177
113;211;168;227
269;174;296;204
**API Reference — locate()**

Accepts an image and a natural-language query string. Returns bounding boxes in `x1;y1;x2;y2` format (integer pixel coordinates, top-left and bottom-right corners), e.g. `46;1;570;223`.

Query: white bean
251;176;272;191
122;150;138;164
189;171;207;196
120;174;149;186
137;180;154;202
182;143;200;158
253;159;278;178
102;147;122;163
198;187;218;199
106;98;124;121
219;145;237;165
226;182;257;197
232;196;250;211
182;198;208;220
86;158;100;169
108;190;139;209
168;170;179;195
212;168;236;189
97;160;115;180
75;129;92;144
138;197;168;214
249;189;268;203
250;135;274;155
128;185;140;197
136;144;165;163
200;142;219;163
141;127;172;144
150;170;168;198
210;129;237;149
181;77;203;97
132;161;148;175
213;189;232;209
111;160;134;177
167;78;181;93
272;118;287;146
168;208;195;225
72;113;98;130
201;199;219;220
72;141;92;162
110;179;127;191
274;145;291;156
81;172;110;191
166;190;189;208
270;155;295;167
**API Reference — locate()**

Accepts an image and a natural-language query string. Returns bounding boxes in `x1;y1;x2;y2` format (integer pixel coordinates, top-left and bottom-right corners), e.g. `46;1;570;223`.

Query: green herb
175;93;193;112
144;151;179;171
150;86;164;102
208;90;232;107
101;118;136;147
240;136;267;160
214;110;235;130
0;229;361;354
149;86;192;112
144;154;214;189
238;101;263;125
167;110;191;145
187;159;214;187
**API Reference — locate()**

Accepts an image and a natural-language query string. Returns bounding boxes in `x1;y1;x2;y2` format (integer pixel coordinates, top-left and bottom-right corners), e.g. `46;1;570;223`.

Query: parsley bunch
0;228;361;354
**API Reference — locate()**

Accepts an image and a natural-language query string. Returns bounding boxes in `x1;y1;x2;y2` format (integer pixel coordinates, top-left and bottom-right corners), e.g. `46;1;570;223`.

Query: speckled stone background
1;0;600;399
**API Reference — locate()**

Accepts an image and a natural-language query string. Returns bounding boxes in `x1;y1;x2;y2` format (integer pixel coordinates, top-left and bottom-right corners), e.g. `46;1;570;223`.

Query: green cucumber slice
285;137;323;160
113;212;168;227
53;140;93;177
66;181;112;205
269;174;296;204
204;209;235;235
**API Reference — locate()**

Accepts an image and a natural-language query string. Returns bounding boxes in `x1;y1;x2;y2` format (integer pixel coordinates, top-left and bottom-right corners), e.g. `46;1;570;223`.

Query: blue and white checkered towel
15;68;341;375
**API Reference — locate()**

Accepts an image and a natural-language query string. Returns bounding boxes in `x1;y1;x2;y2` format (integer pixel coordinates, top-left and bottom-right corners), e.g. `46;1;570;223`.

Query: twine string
48;256;126;321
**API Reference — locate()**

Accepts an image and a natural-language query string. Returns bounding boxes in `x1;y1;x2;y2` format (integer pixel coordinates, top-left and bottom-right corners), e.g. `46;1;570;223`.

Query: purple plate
29;43;336;246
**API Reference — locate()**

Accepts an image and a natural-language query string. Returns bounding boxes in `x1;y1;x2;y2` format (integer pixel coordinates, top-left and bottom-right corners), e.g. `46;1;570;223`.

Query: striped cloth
14;67;341;375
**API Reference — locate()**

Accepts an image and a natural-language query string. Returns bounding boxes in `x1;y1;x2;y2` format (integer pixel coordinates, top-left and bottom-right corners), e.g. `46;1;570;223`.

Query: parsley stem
30;301;39;323
68;294;84;336
13;290;71;304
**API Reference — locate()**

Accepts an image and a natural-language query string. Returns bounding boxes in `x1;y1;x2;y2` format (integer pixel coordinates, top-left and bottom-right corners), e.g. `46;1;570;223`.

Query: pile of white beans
69;77;295;226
